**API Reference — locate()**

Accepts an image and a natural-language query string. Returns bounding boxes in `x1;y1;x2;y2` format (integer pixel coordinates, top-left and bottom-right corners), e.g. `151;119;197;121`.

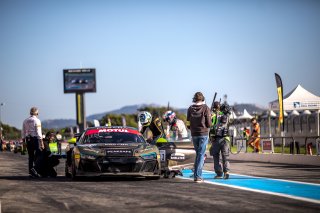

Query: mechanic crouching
37;132;60;177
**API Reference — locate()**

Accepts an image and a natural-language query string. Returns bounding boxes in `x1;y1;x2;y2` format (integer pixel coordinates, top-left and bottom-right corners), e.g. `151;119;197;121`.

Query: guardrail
231;136;320;155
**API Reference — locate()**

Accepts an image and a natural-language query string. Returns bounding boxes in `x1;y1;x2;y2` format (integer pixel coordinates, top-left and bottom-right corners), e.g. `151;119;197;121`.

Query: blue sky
0;0;320;128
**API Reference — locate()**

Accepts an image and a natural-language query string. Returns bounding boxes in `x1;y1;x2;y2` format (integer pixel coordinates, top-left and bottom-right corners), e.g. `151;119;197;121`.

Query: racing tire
163;171;170;178
65;161;72;178
146;163;161;180
71;159;78;180
168;171;176;179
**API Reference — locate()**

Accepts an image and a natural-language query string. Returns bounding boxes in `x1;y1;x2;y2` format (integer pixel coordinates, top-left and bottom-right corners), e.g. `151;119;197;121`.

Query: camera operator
210;102;231;179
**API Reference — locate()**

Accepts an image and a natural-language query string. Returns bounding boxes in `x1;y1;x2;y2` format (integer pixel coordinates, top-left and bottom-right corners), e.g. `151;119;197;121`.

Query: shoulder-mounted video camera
220;103;232;115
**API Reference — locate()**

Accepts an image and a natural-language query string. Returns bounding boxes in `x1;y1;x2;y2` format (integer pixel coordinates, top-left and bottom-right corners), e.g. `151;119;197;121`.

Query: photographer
210;102;231;179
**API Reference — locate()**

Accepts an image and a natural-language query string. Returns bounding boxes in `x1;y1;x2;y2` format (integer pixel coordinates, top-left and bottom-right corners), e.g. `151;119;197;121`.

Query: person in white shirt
22;107;44;177
163;111;189;141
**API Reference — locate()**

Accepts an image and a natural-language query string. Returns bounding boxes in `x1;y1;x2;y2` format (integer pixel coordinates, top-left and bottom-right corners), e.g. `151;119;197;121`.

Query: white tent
290;110;300;117
230;111;237;120
269;84;320;111
269;85;320;136
303;110;311;115
237;109;253;120
270;110;277;117
261;110;277;119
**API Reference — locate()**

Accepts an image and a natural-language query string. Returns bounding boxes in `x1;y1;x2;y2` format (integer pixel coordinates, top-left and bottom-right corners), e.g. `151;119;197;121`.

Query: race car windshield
83;132;145;144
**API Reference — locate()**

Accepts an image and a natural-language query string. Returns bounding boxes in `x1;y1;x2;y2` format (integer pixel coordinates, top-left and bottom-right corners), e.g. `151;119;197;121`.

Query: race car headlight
80;153;97;160
141;152;157;160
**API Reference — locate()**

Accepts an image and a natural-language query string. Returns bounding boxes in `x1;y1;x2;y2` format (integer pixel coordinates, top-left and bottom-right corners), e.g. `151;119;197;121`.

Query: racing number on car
160;150;166;162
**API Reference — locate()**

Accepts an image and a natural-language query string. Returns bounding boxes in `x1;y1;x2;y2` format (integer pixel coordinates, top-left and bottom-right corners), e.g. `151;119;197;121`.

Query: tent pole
317;110;320;137
268;110;272;137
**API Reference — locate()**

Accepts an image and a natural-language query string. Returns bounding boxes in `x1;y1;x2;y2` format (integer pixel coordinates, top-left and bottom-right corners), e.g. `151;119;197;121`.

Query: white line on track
221;171;320;187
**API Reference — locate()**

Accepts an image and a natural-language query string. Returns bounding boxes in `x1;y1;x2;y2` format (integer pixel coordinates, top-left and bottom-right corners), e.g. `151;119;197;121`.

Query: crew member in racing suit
138;111;164;142
163;111;188;141
210;102;231;179
248;117;261;153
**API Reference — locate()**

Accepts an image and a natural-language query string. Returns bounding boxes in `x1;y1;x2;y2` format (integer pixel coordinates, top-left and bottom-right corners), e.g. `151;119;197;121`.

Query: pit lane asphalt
0;152;319;213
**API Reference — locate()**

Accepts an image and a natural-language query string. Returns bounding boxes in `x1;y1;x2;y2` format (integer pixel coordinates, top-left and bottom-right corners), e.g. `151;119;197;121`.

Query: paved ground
204;158;320;184
0;152;319;213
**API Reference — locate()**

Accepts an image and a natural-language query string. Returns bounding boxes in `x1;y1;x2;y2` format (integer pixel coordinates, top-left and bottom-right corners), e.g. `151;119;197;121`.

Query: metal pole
0;103;4;139
317;110;320;137
268;110;272;138
76;93;86;133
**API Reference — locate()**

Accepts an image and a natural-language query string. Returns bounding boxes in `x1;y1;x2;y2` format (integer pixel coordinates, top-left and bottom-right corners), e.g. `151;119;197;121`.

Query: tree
1;123;21;140
100;114;138;128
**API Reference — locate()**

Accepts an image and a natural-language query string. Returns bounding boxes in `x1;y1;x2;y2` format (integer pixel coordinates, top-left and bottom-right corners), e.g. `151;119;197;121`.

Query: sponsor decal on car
160;150;166;162
105;149;132;154
170;153;185;160
85;128;140;135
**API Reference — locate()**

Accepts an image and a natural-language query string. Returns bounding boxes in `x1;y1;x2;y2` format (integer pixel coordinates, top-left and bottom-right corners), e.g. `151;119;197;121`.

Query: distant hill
42;103;267;129
86;104;161;121
232;103;267;115
42;104;161;129
42;119;76;129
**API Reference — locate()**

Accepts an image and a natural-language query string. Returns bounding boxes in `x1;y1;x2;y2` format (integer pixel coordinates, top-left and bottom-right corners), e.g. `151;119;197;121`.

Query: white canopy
269;84;320;111
270;110;277;117
237;109;253;120
230;111;237;120
303;110;311;115
290;110;300;117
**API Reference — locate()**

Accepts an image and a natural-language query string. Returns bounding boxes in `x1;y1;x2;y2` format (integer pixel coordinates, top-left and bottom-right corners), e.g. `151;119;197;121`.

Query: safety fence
230;136;320;155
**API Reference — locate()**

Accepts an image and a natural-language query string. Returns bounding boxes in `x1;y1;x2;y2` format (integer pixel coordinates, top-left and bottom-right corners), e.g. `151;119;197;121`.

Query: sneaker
224;172;230;180
194;178;204;183
214;175;223;179
30;168;41;178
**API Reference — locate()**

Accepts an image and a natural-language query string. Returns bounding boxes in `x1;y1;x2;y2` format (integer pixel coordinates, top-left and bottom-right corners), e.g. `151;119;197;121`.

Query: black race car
65;126;161;180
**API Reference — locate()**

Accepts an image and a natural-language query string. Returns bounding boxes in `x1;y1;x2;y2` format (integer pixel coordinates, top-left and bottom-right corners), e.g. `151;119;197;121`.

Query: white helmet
139;111;152;126
163;110;176;124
